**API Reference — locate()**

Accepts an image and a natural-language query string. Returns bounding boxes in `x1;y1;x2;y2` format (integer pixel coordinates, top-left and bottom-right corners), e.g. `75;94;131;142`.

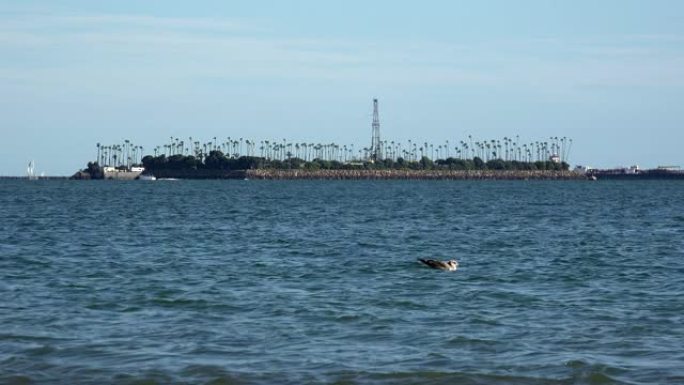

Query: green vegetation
142;151;569;172
84;135;572;179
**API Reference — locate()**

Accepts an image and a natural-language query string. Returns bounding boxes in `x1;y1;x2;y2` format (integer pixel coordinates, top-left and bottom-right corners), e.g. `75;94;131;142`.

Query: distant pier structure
370;98;382;162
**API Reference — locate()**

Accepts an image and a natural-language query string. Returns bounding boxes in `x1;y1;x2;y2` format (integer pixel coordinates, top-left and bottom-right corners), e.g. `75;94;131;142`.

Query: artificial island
72;99;681;181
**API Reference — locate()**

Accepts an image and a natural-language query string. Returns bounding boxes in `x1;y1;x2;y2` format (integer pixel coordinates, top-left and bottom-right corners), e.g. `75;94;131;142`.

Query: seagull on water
418;258;458;271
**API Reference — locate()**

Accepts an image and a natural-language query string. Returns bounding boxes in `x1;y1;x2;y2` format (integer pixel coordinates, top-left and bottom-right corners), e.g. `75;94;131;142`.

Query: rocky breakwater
246;169;586;180
150;169;247;179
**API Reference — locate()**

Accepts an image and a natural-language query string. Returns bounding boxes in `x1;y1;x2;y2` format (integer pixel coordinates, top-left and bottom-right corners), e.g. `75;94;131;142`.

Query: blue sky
1;0;683;175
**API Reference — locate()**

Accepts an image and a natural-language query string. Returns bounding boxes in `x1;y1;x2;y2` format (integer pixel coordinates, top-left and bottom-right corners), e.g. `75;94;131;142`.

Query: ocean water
1;179;683;385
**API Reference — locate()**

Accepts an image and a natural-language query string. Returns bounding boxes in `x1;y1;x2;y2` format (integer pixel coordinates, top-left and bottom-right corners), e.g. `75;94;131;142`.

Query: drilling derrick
371;98;382;162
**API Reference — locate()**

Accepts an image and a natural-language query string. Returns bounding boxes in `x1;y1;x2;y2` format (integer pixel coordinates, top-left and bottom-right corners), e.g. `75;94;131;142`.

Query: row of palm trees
98;136;572;167
96;141;144;168
361;136;572;164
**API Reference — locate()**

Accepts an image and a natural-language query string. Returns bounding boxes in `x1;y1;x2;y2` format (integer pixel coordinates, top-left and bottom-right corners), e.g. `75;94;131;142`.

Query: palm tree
123;139;129;167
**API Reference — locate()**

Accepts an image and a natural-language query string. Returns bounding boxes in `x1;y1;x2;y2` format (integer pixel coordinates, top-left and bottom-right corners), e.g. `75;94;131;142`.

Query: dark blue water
1;180;683;385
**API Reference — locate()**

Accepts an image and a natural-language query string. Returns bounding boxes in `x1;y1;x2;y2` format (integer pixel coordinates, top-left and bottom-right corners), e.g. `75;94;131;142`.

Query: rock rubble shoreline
246;169;586;180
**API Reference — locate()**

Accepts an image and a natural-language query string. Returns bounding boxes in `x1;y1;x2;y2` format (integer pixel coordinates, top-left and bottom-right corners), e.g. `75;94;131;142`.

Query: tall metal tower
371;98;382;161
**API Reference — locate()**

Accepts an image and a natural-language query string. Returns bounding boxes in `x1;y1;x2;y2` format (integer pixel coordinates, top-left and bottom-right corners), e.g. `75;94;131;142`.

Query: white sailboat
27;160;38;180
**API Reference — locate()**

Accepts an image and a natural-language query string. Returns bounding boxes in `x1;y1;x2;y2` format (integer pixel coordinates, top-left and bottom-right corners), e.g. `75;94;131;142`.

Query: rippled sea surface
1;180;683;385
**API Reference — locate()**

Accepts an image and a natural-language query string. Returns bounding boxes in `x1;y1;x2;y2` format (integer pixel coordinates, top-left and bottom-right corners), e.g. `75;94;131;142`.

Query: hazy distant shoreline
0;176;69;180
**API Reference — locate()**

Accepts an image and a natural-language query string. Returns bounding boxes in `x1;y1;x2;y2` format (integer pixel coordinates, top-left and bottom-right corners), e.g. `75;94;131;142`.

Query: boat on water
137;173;157;181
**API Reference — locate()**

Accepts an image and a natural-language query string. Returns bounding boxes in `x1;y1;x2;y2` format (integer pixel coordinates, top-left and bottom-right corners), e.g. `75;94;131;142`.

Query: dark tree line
142;151;569;172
